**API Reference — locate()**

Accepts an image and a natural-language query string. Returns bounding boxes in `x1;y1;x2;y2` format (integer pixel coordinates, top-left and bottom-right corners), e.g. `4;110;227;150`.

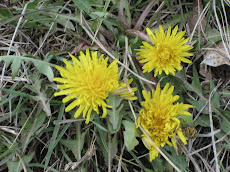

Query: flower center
78;66;119;102
156;44;173;63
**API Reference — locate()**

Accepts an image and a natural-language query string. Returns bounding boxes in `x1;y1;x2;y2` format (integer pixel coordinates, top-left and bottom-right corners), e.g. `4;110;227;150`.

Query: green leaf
0;88;29;98
0;9;12;20
90;11;109;18
187;98;208;114
56;15;75;30
11;58;22;79
161;11;192;30
60;131;86;159
72;0;92;13
107;94;124;131
109;134;118;160
194;114;210;127
177;115;194;127
7;153;34;172
210;80;220;109
104;18;123;31
128;151;145;167
107;93;123;107
44;104;65;169
220;118;230;134
144;168;156;172
122;120;139;151
123;0;131;26
30;94;51;116
33;60;54;82
191;66;203;94
0;138;18;160
108;107;124;130
96;123;109;162
221;88;230;97
164;146;187;172
92;120;108;132
221;144;230;149
206;28;230;44
0;55;55;82
151;157;165;172
106;133;118;167
10;0;21;3
219;109;230;120
33;112;46;132
72;0;103;13
108;115;123;134
27;80;51;116
21;112;46;150
27;0;40;9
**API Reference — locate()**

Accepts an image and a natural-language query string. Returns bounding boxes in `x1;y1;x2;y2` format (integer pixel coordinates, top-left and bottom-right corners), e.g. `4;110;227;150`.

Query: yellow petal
85;107;92;124
65;99;80;112
74;105;85;118
101;105;107;118
177;129;187;145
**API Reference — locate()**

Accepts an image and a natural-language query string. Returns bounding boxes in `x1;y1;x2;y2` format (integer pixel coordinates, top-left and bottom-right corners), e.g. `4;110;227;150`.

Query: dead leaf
188;0;206;31
199;63;212;78
201;41;230;67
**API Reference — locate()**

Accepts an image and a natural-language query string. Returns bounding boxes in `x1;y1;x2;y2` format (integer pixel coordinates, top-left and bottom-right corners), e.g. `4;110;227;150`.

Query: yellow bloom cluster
53;25;194;162
136;25;193;76
54;49;137;124
138;83;193;161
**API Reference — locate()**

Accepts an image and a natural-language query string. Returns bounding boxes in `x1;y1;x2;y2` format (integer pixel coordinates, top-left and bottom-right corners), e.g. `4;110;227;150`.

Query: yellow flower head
138;83;193;161
54;49;137;124
136;25;193;76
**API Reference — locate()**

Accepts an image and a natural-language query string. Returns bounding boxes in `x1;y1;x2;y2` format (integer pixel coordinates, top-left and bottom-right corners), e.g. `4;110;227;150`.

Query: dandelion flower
54;49;137;124
137;83;193;161
136;25;193;76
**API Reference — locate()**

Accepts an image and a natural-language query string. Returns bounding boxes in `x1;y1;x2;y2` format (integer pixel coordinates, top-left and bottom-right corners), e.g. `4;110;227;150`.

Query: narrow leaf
7;153;34;172
210;80;220;109
44;104;64;169
11;57;22;79
192;66;203;94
